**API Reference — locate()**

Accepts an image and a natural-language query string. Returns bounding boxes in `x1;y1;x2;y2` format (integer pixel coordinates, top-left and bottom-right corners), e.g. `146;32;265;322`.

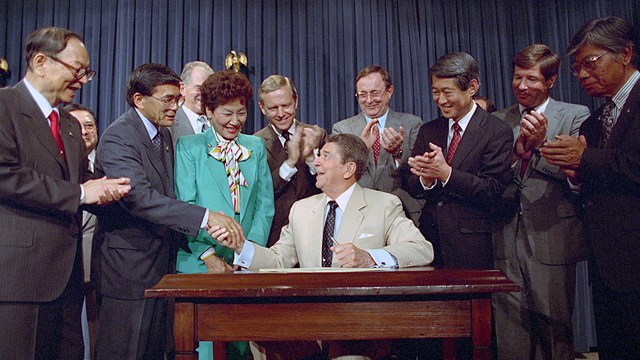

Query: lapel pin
207;144;212;148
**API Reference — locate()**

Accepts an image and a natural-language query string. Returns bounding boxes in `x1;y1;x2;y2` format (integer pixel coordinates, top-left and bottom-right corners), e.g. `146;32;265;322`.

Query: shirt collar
270;121;297;139
449;101;477;133
24;78;55;119
181;105;203;132
134;108;159;140
610;70;640;110
364;109;390;129
326;182;357;211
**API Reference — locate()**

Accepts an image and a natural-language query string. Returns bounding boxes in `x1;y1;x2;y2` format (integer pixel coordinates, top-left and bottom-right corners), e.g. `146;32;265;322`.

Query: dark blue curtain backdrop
0;0;638;135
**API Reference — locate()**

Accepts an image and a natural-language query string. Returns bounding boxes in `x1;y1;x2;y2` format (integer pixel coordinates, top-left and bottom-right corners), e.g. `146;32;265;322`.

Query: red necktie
49;110;65;161
446;122;461;165
371;120;381;165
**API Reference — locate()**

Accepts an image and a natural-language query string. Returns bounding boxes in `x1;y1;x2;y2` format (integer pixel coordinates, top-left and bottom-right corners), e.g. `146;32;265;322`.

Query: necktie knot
198;115;209;133
523;108;535;116
446;122;462;165
281;131;291;154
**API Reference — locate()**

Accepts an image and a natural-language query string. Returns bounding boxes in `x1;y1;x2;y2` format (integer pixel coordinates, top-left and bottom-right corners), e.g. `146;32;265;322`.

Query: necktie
519;108;535;177
598;100;616;148
198;115;209;133
49;110;65;161
152;132;168;173
446;122;461;165
371;120;381;166
211;139;251;214
322;200;339;267
282;130;290;155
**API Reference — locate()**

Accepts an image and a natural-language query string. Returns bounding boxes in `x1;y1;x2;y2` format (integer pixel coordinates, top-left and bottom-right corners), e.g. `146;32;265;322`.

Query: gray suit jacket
492;98;590;265
169;106;195;148
249;184;433;269
93;108;205;300
332;110;424;224
0;81;88;302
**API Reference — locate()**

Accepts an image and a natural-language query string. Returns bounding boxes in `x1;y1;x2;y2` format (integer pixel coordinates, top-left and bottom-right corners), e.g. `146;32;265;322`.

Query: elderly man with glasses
541;16;640;359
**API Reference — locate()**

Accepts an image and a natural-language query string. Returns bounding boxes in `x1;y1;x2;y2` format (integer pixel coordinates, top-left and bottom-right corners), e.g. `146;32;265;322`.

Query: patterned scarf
210;134;251;214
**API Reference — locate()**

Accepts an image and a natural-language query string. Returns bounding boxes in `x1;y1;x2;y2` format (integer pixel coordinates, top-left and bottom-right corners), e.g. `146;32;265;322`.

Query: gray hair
258;74;298;103
429;52;479;91
567;17;638;67
180;61;214;85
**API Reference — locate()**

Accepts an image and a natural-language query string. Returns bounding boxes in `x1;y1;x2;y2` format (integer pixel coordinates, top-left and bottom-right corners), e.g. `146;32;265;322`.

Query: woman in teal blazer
174;70;274;359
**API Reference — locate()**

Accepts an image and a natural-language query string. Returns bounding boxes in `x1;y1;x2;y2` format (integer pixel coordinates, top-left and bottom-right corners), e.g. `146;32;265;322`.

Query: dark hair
355;65;393;92
429;52;479;91
567;16;639;67
125;63;181;107
63;103;97;127
259;74;298;103
200;70;253;113
326;134;368;181
513;44;560;80
25;27;83;71
473;95;497;113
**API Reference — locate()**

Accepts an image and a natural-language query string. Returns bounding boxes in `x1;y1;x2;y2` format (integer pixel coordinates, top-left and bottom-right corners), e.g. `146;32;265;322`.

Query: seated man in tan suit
209;133;433;359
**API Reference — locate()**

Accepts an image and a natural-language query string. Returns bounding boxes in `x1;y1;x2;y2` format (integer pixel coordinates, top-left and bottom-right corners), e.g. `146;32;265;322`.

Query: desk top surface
145;267;518;299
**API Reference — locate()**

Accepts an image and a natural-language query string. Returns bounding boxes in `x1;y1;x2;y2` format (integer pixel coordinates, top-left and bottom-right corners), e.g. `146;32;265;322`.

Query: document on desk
258;267;395;273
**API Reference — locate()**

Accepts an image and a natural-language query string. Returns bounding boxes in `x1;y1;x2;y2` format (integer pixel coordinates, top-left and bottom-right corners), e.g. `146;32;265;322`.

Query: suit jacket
332;110;425;223
93;108;205;300
403;107;513;269
254;121;325;246
0;81;88;302
578;79;640;291
174;130;274;272
169;106;195;148
492;98;589;265
249;184;433;269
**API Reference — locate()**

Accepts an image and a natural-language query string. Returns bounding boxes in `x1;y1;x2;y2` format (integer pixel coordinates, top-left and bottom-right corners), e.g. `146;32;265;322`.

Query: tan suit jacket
250;184;433;269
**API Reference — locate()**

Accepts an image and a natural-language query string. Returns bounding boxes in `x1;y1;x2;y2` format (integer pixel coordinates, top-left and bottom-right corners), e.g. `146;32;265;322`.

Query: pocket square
358;233;374;239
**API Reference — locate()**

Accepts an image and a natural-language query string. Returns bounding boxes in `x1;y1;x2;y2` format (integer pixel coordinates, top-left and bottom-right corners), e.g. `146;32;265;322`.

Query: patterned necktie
198;115;209;133
371;120;381;166
598;100;616;148
211;139;251;214
152;132;167;173
520;108;535;177
49;110;65;161
282;130;290;155
446;122;462;165
322;200;339;267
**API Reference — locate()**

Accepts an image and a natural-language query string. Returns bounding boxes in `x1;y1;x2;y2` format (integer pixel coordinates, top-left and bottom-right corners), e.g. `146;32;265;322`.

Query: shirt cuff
200;209;209;228
567;177;581;193
279;161;298;182
306;158;318;175
233;240;255;268
441;168;452;186
79;184;85;205
367;249;398;268
420;176;438;190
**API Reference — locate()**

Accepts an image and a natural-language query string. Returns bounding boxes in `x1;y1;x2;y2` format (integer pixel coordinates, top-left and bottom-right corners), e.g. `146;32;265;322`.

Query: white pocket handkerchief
358;233;374;239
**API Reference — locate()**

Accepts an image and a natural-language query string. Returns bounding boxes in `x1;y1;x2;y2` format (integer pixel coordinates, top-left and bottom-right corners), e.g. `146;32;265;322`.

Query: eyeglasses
355;90;386;101
49;56;96;82
148;95;183;108
569;52;608;76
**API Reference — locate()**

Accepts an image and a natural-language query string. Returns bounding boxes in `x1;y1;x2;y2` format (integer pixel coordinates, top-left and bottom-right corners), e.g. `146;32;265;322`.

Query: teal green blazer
174;129;274;273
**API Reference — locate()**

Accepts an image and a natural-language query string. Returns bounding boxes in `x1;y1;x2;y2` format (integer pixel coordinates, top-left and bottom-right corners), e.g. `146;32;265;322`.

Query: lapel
15;81;70;178
237;134;257;222
335;184;365;245
607;80;640;148
543;98;563;141
59;110;80;181
203;129;235;209
129;108;172;194
450;108;485;168
263;125;288;165
160;127;175;197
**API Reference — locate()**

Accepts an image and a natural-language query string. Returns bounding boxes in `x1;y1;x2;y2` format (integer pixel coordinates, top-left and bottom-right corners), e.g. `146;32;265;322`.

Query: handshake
201;212;246;273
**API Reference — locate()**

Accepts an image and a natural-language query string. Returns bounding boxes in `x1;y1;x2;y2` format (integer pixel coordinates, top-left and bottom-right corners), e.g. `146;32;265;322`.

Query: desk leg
175;302;197;360
213;342;227;360
471;298;492;360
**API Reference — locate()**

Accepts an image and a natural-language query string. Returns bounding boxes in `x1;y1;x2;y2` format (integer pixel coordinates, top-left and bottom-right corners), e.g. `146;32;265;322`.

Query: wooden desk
146;267;517;360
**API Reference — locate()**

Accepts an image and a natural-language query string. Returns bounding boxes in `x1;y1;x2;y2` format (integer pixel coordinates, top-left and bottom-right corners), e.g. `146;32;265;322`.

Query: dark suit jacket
0;81;88;302
254;121;325;247
492;98;589;265
578;79;640;291
93;108;205;300
403;107;513;269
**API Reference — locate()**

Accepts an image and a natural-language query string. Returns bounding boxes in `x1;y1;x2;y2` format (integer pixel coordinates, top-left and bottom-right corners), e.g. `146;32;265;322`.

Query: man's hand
285;127;304;167
408;143;451;183
202;254;236;273
381;126;405;159
207;225;245;253
301;125;323;161
540;135;587;170
513;110;548;162
360;119;379;150
82;176;131;205
206;211;244;246
333;243;376;268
